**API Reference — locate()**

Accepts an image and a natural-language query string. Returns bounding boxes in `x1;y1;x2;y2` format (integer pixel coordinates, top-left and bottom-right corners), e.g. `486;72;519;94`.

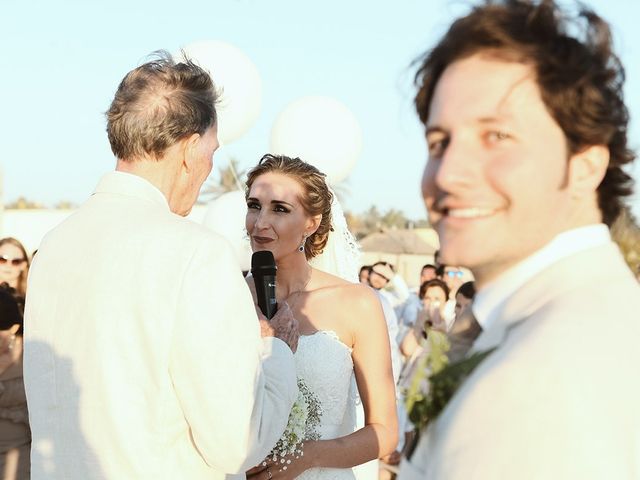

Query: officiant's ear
181;133;203;172
304;214;322;236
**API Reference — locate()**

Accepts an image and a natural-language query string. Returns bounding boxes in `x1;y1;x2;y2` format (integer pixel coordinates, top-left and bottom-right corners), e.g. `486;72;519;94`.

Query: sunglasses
0;256;26;266
446;270;463;278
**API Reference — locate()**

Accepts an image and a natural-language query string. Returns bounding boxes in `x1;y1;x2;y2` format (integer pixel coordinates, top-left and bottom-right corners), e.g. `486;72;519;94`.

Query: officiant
23;51;299;480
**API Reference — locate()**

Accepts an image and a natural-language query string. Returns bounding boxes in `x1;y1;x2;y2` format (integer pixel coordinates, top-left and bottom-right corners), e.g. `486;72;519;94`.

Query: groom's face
421;54;575;287
246;172;315;261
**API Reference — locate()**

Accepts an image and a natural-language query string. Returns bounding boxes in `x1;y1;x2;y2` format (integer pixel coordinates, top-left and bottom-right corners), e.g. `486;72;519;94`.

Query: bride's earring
298;235;307;253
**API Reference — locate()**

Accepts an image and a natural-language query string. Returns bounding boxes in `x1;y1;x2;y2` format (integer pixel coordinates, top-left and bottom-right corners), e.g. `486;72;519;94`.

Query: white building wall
1;205;209;255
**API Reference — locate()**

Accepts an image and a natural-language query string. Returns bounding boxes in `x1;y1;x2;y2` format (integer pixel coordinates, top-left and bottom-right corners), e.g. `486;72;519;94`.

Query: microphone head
251;250;277;276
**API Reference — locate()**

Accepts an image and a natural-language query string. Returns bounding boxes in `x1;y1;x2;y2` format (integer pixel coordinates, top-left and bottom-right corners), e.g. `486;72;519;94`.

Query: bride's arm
294;285;399;473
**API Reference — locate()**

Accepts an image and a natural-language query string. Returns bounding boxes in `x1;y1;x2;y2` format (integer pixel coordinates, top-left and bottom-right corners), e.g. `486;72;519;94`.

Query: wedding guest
244;154;398;479
393;279;449;466
446;281;480;363
400;279;449;358
430;264;460;329
441;266;464;298
368;261;411;315
419;264;437;284
359;265;372;284
396;263;439;340
432;250;442;269
0;237;30;298
360;266;404;454
401;0;640;478
24;52;298;479
0;285;29;480
453;281;476;320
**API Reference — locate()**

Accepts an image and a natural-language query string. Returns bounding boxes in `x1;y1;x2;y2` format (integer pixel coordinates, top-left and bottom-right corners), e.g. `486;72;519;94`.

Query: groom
401;0;640;478
24;52;299;479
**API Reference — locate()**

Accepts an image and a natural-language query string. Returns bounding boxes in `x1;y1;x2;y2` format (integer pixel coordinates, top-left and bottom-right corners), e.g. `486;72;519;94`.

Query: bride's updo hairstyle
246;154;334;260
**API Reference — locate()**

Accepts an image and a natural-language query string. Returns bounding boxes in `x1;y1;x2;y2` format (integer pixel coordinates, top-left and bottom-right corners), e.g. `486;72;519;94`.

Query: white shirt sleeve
376;292;402;385
169;237;297;473
386;274;411;312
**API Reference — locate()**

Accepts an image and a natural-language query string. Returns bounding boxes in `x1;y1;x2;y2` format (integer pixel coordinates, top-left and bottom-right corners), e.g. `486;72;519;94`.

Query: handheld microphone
251;251;278;319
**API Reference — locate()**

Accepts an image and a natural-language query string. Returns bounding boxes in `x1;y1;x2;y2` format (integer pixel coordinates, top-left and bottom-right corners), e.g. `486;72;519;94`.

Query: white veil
309;189;361;283
310;192;378;480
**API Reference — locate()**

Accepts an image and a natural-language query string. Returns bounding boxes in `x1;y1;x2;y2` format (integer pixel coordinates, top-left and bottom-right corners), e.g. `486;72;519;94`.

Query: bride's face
246;172;317;261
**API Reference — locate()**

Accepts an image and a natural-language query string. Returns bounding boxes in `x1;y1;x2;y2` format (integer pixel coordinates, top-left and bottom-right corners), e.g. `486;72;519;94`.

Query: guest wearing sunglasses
435;264;464;294
0;238;30;302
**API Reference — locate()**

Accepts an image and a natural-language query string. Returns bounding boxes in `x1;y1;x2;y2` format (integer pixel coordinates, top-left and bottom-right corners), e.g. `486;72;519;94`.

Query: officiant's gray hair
246;154;334;260
106;50;220;162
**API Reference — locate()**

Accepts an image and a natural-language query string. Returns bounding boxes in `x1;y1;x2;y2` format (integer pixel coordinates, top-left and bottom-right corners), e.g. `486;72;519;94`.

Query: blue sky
2;0;639;220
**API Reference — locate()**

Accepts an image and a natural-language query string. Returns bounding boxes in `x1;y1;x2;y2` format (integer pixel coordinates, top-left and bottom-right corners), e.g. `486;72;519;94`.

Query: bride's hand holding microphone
257;302;299;354
251;250;299;353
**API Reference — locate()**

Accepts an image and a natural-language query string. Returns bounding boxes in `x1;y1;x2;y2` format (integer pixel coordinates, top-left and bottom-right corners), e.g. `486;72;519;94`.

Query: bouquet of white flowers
266;378;322;470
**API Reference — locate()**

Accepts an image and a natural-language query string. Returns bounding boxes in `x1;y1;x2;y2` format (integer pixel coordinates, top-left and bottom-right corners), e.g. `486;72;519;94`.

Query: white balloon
181;41;261;145
270;96;363;184
201;190;251;272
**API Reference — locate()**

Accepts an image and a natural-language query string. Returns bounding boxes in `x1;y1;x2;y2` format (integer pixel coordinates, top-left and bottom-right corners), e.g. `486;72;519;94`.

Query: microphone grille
251;251;277;274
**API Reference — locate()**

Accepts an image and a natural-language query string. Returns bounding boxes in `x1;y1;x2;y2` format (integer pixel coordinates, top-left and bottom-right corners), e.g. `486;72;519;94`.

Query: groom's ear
305;214;322;236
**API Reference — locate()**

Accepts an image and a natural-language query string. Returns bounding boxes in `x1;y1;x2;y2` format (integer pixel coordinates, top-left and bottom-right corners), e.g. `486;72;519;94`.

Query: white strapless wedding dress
294;330;357;480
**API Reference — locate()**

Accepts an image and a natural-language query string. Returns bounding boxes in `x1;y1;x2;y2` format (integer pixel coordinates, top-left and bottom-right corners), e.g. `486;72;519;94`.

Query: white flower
269;378;322;461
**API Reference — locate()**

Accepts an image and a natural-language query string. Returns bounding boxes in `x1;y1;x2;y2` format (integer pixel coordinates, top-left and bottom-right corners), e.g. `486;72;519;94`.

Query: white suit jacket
24;172;298;479
400;241;640;479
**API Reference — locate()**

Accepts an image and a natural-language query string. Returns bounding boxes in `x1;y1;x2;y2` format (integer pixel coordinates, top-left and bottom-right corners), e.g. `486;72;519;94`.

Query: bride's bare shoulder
313;269;380;309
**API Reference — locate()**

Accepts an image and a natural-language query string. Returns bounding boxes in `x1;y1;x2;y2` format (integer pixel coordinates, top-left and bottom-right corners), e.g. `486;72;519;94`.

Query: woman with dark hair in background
0;285;29;479
0;238;30;316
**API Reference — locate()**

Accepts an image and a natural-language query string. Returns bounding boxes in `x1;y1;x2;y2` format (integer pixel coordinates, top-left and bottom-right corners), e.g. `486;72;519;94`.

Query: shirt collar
473;224;611;331
93;171;170;211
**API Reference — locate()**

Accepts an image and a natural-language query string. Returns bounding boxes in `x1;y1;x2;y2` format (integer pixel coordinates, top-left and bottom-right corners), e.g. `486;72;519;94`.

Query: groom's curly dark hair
245;154;334;259
413;0;635;226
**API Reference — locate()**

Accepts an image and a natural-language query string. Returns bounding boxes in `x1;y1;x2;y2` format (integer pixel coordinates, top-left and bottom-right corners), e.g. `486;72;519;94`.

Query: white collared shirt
473;224;611;331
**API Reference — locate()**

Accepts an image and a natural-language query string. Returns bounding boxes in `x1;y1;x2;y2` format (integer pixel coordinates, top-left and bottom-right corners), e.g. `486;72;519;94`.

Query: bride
244;154;398;480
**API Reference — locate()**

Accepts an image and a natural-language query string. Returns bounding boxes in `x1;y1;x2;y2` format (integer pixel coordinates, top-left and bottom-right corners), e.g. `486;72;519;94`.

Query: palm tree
198;157;245;204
